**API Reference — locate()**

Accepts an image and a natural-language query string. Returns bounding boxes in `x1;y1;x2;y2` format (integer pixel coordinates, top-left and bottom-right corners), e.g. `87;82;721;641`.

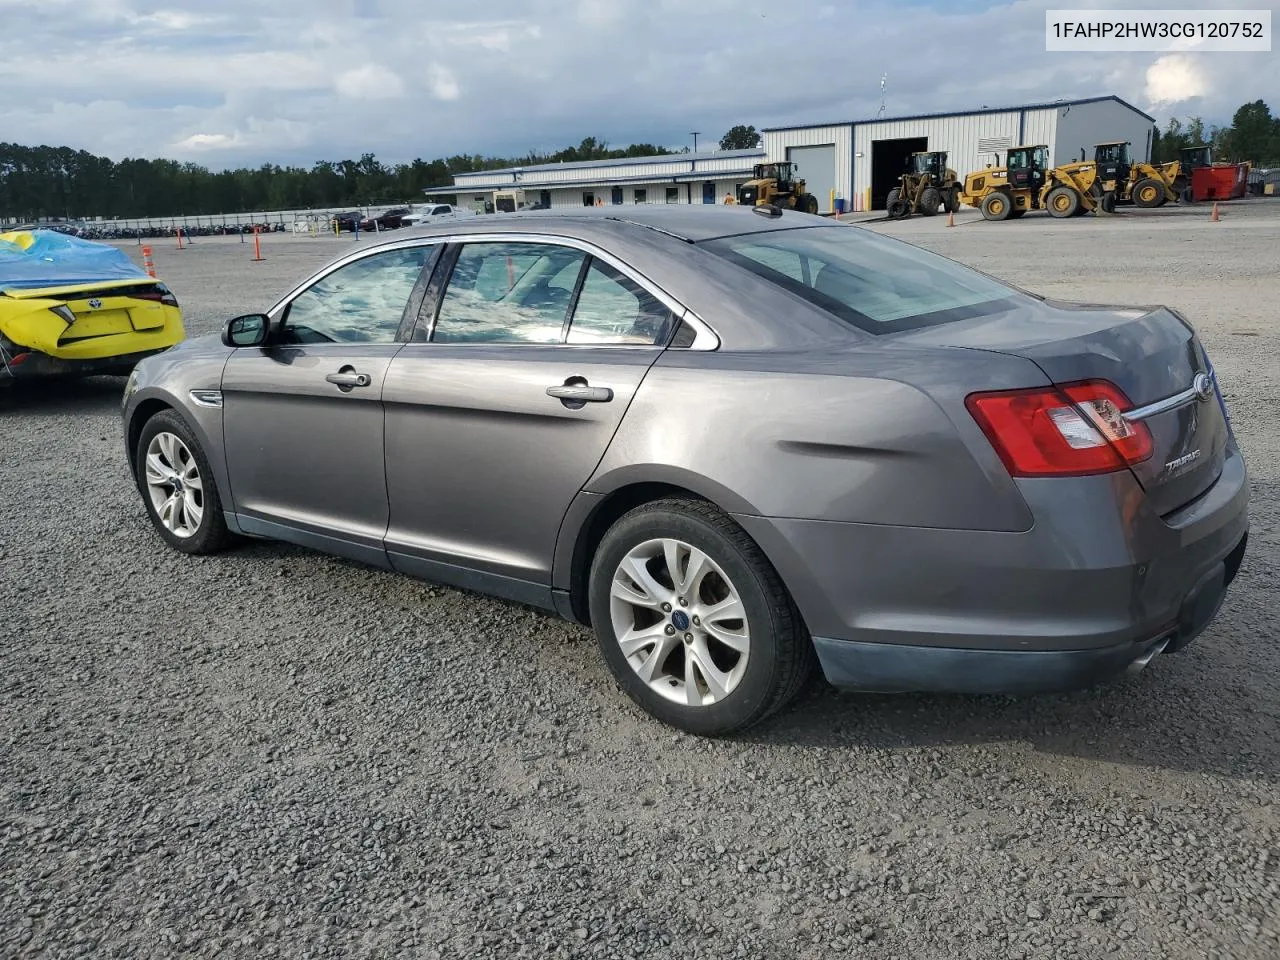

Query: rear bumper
1;346;170;380
735;447;1250;694
811;530;1245;693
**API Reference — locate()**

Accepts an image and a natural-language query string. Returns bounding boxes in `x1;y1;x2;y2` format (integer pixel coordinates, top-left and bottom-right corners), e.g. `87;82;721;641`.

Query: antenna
878;73;887;118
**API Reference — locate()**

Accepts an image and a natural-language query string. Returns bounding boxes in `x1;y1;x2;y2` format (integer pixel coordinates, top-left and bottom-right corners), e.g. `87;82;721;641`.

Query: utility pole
691;131;701;153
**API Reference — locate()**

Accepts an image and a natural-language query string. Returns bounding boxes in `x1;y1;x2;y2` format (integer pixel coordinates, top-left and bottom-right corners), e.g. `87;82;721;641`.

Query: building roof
432;153;766;195
452;148;765;181
761;95;1157;132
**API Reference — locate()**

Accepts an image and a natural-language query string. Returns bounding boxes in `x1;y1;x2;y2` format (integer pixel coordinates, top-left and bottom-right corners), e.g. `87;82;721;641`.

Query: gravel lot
3;202;1278;959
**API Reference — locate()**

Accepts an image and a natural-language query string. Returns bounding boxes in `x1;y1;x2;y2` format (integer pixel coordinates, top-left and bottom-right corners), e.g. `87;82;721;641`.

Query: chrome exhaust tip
1125;636;1171;676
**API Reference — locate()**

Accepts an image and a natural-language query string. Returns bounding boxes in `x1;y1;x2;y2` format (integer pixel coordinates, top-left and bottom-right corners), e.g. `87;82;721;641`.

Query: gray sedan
121;205;1249;734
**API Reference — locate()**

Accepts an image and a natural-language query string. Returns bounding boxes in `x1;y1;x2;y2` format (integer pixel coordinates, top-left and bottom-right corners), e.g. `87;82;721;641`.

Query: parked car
359;207;412;232
120;206;1248;735
2;229;184;382
401;203;469;227
331;211;364;233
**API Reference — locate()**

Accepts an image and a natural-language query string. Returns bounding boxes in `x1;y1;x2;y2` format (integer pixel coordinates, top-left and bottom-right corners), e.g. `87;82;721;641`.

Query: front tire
1133;178;1162;208
980;191;1012;221
919;186;941;216
588;499;815;735
135;409;234;555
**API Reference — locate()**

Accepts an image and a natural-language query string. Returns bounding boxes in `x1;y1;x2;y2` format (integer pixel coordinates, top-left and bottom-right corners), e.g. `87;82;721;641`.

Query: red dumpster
1190;163;1251;202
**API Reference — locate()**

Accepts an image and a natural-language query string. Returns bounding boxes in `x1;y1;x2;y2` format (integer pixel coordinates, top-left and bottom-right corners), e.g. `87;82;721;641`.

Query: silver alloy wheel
609;537;750;706
143;432;204;539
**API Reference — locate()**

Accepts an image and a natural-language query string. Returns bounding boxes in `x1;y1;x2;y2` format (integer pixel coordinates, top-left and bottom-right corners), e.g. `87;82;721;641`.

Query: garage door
786;144;836;213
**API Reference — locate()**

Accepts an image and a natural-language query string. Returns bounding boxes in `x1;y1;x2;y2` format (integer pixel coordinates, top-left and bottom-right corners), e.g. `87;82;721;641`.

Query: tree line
1152;99;1278;166
0;136;687;222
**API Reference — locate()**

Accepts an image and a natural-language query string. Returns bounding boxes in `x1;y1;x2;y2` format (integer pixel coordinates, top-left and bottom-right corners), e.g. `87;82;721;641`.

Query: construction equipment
736;162;820;214
959;144;1109;221
1092;141;1178;209
885;151;961;218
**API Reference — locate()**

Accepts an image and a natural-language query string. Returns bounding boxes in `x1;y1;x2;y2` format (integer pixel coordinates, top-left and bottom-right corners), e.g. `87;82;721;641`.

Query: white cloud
174;132;241;150
1145;55;1210;108
334;65;406;101
426;64;461;102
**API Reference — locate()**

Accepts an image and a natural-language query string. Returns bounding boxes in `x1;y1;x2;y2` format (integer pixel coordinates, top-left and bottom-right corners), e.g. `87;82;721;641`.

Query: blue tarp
0;229;150;290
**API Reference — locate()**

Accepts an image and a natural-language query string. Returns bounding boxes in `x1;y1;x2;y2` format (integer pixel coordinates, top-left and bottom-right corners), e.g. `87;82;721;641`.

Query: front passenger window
282;245;436;344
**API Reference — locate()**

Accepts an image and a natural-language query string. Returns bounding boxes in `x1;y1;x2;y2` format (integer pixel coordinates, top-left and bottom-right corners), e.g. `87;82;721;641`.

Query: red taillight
134;285;179;307
966;379;1153;478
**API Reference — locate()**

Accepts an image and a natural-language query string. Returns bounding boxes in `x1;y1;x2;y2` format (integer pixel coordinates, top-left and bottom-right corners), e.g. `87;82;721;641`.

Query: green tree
719;124;761;150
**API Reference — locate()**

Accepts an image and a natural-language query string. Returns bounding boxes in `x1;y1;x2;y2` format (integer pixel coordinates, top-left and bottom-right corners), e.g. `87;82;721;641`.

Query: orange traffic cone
947;211;955;227
1210;201;1220;221
141;245;156;278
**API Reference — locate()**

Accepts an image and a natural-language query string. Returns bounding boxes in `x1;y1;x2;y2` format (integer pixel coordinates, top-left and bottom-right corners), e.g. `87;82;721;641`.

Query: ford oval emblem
87;298;102;309
1192;372;1214;402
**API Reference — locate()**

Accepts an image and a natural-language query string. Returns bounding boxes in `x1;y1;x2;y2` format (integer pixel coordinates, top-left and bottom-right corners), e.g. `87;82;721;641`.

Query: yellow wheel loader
959;145;1109;221
736;162;820;214
885;151;962;219
1092;141;1179;209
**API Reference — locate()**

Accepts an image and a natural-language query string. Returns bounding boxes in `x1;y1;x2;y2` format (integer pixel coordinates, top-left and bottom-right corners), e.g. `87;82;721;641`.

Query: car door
381;237;682;604
220;241;441;567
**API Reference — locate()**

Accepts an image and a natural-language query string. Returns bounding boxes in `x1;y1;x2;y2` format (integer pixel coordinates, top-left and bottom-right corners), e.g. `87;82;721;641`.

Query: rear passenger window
566;260;677;346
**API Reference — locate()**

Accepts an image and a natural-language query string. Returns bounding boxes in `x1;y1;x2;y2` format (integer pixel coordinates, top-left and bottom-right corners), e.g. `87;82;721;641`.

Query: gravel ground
2;204;1278;959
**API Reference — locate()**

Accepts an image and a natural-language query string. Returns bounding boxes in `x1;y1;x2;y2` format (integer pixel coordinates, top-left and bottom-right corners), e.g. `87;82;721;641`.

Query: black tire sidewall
135;410;227;554
588;504;792;735
981;192;1009;220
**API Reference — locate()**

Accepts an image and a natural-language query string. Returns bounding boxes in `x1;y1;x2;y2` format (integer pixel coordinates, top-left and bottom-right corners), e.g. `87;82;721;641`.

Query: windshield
701;226;1025;333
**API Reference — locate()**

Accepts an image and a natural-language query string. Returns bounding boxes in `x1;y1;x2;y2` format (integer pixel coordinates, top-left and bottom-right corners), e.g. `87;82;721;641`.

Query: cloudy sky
0;0;1274;168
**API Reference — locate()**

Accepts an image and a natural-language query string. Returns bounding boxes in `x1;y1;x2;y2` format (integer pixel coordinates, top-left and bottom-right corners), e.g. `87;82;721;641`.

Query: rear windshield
700;225;1025;333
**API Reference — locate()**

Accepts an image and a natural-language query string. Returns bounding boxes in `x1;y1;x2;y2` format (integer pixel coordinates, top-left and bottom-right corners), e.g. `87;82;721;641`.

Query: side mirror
222;313;270;348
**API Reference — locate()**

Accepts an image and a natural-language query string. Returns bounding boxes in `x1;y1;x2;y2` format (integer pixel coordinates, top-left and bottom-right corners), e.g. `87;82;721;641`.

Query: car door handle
546;384;613;403
326;371;372;388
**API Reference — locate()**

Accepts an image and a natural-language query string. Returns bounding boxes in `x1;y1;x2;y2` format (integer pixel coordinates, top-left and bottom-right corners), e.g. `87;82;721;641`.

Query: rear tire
1133;178;1163;208
135;410;235;555
588;498;815;736
801;194;819;215
980;191;1012;221
1047;186;1080;218
1099;191;1118;214
919;187;941;216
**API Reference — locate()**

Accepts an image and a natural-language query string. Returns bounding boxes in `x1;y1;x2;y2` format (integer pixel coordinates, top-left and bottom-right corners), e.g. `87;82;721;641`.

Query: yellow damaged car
0;230;184;382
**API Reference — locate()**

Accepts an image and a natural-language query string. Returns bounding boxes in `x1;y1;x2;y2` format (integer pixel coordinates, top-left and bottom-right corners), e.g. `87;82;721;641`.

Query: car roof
395;204;835;244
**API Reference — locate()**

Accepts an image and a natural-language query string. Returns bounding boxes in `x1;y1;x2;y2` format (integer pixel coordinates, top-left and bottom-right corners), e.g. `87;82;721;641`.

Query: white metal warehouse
763;95;1157;213
422;149;767;211
422;95;1155;216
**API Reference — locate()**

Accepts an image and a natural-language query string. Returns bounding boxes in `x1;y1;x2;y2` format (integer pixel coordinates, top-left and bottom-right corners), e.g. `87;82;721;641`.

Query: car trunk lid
895;299;1228;516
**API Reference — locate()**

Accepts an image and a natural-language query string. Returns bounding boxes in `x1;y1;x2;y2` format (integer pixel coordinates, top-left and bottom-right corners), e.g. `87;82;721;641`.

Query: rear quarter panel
587;344;1042;532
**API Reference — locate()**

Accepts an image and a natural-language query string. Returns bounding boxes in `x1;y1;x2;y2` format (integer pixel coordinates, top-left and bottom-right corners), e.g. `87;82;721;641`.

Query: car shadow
746;642;1280;785
0;376;127;416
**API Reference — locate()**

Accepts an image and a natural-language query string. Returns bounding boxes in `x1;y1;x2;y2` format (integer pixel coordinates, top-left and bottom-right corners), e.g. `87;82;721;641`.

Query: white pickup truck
400;203;476;227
